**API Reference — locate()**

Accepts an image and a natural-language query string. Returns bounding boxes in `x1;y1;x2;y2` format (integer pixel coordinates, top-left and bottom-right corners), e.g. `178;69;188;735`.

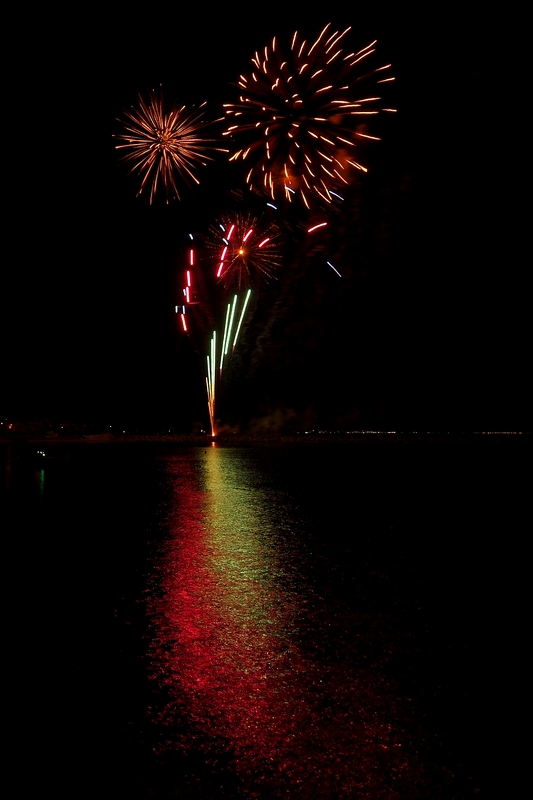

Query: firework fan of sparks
209;212;282;292
178;213;282;436
114;88;219;203
223;23;396;208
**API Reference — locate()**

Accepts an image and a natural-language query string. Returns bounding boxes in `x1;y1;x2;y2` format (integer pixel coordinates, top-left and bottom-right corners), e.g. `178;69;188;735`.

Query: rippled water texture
2;439;526;798
147;448;425;797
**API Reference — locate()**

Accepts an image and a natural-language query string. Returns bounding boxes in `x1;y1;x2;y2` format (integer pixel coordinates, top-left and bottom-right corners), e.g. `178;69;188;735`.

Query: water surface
1;439;525;798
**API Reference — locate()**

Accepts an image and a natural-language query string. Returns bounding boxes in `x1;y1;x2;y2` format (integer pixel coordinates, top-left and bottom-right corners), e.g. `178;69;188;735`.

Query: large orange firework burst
209;212;282;292
223;24;396;208
114;89;217;203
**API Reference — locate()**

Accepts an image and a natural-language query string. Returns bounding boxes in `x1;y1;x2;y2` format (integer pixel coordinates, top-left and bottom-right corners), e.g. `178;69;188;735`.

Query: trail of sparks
233;288;252;350
327;261;342;277
203;293;252;437
178;232;259;435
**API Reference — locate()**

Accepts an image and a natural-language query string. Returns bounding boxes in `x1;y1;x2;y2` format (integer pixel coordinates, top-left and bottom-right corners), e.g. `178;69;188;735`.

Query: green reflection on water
201;449;291;637
37;468;45;500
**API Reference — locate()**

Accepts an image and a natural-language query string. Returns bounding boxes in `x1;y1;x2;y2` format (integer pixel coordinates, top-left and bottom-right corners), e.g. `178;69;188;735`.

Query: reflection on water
147;448;427;797
1;440;515;796
37;468;45;500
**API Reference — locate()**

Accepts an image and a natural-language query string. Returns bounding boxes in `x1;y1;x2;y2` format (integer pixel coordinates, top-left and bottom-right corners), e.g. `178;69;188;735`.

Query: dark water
1;439;527;798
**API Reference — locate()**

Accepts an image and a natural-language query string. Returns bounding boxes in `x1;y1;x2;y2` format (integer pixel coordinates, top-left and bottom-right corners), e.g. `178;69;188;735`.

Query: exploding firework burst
223;24;396;208
114;88;218;203
210;211;282;291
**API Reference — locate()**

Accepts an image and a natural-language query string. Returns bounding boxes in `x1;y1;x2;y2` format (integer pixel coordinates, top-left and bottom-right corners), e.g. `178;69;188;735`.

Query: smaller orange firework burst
114;88;218;203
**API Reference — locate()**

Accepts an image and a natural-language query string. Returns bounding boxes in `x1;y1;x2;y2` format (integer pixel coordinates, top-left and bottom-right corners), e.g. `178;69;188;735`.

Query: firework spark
178;223;264;437
210;211;282;291
114;89;218;203
203;289;252;437
223;24;395;207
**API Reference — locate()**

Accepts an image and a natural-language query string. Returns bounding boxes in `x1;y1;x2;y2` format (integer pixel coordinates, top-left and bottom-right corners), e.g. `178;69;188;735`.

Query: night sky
3;9;527;432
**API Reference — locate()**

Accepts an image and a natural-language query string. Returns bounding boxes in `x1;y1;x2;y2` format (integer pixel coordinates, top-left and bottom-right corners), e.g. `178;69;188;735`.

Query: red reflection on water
147;451;428;796
148;453;309;770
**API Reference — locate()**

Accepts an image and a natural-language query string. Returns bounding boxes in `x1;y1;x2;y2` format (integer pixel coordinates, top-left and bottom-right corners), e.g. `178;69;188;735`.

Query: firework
204;289;252;436
210;211;282;291
114;88;217;203
223;24;396;208
178;221;268;436
201;211;281;435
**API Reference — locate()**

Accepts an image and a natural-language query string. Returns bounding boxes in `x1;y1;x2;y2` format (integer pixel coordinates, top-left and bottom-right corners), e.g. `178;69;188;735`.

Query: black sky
3;8;528;431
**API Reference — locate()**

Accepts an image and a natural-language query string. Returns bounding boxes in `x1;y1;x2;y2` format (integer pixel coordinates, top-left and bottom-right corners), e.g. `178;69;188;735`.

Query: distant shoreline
1;432;530;447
